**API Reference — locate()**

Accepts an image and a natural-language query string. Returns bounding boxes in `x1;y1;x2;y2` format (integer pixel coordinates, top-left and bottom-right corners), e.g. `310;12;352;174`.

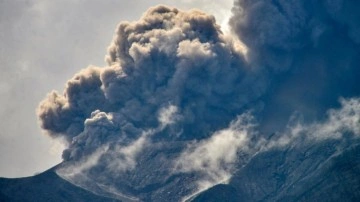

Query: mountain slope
0;165;119;202
191;140;360;202
1;140;360;202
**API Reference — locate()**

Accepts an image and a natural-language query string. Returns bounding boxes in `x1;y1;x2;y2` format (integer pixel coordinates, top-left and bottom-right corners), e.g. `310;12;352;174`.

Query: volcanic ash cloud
36;5;265;201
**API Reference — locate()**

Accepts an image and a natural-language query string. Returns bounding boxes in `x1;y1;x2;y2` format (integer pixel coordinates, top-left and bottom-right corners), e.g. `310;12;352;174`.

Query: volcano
2;1;360;201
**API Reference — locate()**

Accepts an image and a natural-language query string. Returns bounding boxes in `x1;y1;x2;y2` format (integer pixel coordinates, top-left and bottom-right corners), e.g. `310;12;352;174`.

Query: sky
0;0;233;177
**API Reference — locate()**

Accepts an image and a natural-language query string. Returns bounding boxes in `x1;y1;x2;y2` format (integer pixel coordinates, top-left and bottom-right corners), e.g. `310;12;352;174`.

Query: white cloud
175;112;255;188
57;144;108;180
158;105;181;127
265;97;360;150
106;130;152;173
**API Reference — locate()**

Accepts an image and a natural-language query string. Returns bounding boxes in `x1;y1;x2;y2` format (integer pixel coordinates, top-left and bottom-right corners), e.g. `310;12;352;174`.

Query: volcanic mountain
2;1;360;201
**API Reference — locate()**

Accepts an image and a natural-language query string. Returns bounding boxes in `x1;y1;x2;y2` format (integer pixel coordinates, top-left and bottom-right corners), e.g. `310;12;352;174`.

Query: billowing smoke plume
231;0;360;69
231;0;360;132
36;1;360;201
38;5;262;150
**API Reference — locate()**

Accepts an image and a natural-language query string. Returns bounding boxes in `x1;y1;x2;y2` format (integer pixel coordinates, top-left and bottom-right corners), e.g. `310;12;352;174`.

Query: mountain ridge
2;139;360;202
0;164;119;202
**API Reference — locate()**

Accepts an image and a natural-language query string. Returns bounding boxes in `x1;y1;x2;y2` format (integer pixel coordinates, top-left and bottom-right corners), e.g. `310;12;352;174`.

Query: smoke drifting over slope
36;1;360;201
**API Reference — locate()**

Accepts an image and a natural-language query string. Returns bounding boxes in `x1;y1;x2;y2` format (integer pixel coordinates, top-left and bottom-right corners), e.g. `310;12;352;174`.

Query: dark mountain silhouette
2;140;360;202
0;165;119;202
191;141;360;202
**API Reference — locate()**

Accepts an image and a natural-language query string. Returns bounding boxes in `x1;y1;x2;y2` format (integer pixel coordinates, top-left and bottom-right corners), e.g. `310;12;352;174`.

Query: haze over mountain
1;0;360;201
